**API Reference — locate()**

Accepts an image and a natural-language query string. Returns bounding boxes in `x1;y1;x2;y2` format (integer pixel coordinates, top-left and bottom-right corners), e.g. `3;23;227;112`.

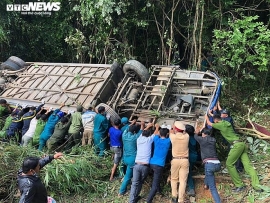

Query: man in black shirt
194;128;221;203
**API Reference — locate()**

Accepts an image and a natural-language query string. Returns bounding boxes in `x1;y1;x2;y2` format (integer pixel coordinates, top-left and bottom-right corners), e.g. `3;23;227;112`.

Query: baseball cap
220;109;229;115
121;117;129;124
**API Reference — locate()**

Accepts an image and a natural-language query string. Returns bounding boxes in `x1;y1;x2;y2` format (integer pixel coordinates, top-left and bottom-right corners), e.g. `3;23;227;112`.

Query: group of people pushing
0;98;263;203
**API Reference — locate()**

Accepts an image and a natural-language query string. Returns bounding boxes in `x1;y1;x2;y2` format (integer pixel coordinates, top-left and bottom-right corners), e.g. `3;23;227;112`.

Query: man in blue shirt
38;103;65;151
93;106;109;157
146;124;171;203
129;122;157;203
109;118;123;181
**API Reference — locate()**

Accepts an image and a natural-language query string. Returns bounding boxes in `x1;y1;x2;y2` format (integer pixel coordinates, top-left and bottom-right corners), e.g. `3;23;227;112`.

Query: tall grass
0;143;112;202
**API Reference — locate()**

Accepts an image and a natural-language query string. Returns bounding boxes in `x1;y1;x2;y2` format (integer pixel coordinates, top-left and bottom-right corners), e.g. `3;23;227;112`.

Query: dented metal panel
0;63;115;110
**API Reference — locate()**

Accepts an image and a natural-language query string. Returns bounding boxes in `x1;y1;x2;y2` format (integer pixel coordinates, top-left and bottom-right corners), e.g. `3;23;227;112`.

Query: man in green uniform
0;99;12;129
32;114;48;147
47;116;71;153
0;114;12;138
205;114;262;192
66;105;83;149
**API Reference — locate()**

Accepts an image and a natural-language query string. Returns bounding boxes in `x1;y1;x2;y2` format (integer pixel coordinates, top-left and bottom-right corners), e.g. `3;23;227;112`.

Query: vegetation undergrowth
0;144;112;202
1;134;270;203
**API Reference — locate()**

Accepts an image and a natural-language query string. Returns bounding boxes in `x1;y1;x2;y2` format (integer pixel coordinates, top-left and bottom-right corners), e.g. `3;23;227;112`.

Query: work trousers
170;158;189;202
93;133;107;156
39;134;51;151
226;142;260;190
119;156;136;195
65;132;82;150
82;129;93;146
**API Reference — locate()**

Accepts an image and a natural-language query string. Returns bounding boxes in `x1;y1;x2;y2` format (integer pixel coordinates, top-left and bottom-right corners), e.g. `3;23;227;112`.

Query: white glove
68;110;74;114
106;113;111;120
41;100;45;105
49;107;53;111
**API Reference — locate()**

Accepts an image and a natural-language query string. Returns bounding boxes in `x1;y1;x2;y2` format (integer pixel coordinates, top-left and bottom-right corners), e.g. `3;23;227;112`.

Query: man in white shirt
21;114;41;146
129;123;159;203
82;104;96;146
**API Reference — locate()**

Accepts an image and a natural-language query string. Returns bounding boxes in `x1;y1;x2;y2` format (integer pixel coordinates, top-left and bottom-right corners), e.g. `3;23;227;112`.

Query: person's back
149;134;171;167
110;126;122;147
146;126;171;203
169;121;189;203
47;117;71;152
81;107;96;146
66;106;83;150
21;103;44;136
135;131;155;164
194;131;219;162
82;109;96;130
68;111;83;134
32;115;47;147
93;114;108;135
43;110;62;134
122;129;141;157
7;112;24;138
21;108;35;135
93;106;109;156
21;115;40;147
39;109;64;150
119;123;143;196
194;128;221;203
129;123;154;203
170;131;189;158
52;119;70;137
109;119;123;181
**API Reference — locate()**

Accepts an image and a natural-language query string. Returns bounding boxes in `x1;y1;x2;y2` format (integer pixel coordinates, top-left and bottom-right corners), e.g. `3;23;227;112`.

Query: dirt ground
60;171;269;203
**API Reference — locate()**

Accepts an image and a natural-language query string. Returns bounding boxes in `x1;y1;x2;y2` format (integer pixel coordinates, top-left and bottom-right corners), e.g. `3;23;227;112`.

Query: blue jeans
146;164;163;203
119;156;135;194
129;164;150;203
204;162;221;203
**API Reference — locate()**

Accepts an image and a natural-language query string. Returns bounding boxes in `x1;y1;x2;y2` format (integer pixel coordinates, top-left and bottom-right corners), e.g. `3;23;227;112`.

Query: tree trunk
197;1;204;70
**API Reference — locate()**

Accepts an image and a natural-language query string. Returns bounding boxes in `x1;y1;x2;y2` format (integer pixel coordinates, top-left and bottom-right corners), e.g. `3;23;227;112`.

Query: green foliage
0;0;75;62
0;144;112;202
65;0;139;64
212;15;270;107
213;15;270;75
